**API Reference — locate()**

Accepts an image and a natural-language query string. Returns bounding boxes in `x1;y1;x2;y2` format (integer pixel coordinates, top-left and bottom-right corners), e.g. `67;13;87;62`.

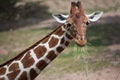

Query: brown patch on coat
30;68;38;80
66;33;73;40
21;52;34;68
65;41;70;46
36;60;48;70
42;36;50;44
49;37;59;48
46;50;57;61
61;37;65;44
0;67;6;75
54;27;65;37
7;70;20;80
9;63;19;71
34;46;47;59
16;54;24;60
57;46;64;53
18;71;27;80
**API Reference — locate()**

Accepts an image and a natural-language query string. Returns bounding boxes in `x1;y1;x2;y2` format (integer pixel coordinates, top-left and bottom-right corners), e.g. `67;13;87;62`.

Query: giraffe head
53;1;103;46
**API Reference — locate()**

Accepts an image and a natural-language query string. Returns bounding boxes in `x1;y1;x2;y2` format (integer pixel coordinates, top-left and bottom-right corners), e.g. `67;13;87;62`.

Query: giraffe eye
67;23;72;27
86;21;90;25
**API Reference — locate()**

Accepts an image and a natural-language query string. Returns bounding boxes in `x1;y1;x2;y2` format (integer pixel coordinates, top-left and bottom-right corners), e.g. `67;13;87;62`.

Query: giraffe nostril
81;38;83;41
79;36;85;41
77;35;86;41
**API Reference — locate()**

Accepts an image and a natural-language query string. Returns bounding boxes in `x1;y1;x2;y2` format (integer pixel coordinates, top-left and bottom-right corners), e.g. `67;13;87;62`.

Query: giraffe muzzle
74;36;87;47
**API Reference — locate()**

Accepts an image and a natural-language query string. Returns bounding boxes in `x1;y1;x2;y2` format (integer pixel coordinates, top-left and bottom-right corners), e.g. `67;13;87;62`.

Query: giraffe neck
0;24;73;80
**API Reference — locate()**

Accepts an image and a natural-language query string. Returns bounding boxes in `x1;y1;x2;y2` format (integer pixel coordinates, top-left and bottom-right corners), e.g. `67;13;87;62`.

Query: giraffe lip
75;39;87;47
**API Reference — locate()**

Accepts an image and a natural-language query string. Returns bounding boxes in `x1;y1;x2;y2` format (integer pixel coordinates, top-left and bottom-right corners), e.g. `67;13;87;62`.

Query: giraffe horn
77;1;84;13
70;2;77;15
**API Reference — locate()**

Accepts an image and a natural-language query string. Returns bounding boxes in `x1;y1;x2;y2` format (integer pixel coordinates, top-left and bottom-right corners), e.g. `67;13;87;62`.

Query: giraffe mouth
74;38;87;47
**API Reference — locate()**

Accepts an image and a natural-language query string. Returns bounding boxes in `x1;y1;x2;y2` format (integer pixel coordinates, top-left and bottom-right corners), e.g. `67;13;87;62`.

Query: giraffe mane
0;24;65;67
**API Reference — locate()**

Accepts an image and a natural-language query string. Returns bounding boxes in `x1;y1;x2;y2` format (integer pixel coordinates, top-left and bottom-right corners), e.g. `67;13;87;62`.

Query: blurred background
0;0;120;80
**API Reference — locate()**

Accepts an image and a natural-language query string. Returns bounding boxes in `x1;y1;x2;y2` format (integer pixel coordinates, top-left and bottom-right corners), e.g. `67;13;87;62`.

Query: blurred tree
0;0;19;6
0;0;20;21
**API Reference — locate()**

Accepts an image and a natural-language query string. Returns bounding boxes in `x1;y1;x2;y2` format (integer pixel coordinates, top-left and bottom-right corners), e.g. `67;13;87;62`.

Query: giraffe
0;1;103;80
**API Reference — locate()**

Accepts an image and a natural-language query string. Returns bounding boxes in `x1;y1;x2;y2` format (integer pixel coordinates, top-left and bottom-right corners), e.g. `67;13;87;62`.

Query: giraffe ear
87;11;103;22
52;14;69;23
